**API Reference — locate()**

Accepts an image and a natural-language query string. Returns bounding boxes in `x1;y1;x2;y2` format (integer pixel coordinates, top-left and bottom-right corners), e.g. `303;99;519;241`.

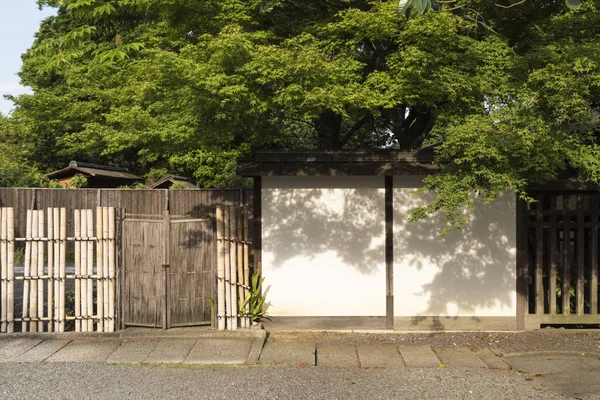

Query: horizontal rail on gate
170;218;211;224
123;214;164;219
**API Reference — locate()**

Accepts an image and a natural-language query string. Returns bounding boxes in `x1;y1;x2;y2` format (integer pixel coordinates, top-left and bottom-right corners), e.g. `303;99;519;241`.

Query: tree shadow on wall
262;179;385;275
263;177;516;330
393;189;516;330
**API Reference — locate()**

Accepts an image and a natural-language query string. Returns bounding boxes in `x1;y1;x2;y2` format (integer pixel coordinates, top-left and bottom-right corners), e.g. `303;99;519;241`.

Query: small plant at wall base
240;272;269;323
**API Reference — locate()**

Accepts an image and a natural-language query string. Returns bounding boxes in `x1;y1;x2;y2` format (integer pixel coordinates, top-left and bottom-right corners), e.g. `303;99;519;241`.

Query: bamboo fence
216;205;251;330
0;207;117;333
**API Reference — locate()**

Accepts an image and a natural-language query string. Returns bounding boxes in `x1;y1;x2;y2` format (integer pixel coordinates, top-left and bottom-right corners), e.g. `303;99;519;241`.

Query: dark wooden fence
519;192;599;329
0;188;252;238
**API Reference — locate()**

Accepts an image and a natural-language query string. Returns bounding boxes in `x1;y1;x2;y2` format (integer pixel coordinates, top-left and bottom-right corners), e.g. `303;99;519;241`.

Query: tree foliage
4;0;599;229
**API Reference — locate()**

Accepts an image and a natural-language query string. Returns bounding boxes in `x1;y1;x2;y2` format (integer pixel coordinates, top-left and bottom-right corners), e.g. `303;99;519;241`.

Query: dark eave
46;161;141;180
237;149;438;177
149;175;198;189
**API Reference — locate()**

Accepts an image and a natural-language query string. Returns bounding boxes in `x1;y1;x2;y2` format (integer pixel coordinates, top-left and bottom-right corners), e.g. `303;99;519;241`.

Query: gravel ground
0;363;567;400
268;330;600;355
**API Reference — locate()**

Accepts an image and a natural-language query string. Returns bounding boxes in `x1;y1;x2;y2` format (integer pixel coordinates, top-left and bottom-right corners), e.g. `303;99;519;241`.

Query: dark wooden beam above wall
385;176;394;329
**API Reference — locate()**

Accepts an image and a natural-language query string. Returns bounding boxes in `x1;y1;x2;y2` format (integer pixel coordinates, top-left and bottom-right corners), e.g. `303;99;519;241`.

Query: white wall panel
262;176;386;316
393;176;517;317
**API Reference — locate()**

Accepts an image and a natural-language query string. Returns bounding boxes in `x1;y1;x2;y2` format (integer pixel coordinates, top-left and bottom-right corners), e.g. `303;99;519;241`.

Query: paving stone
399;346;440;368
316;342;359;367
474;348;510;370
504;354;599;374
357;344;405;368
0;339;43;361
435;347;488;368
260;341;315;366
9;340;70;363
46;340;121;363
247;337;265;363
106;340;158;364
143;339;196;364
185;338;253;365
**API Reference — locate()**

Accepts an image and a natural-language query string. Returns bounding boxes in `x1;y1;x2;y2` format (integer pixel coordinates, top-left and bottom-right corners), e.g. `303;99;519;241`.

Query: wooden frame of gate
121;211;216;329
517;188;600;329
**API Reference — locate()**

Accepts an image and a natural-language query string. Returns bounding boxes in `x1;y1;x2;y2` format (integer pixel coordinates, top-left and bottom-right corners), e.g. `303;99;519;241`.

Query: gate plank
576;195;585;315
535;199;544;315
563;196;571;315
549;195;557;315
591;196;598;315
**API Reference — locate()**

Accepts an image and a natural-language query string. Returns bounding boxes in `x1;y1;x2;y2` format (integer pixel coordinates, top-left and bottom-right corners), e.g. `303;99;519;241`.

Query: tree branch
340;112;372;147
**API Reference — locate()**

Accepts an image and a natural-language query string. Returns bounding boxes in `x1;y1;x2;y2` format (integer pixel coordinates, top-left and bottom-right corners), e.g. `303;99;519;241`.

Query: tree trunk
315;109;342;150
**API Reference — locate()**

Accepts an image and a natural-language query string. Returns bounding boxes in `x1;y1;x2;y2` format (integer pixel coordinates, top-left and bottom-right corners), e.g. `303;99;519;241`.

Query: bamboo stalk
96;207;104;332
47;208;53;333
1;208;6;333
102;207;109;331
86;209;94;331
7;208;14;333
53;208;60;332
108;207;115;332
223;207;231;330
216;206;226;330
81;210;89;332
230;206;238;331
74;210;81;332
59;208;66;332
37;210;44;331
30;210;38;332
242;206;250;328
236;207;244;328
22;211;32;332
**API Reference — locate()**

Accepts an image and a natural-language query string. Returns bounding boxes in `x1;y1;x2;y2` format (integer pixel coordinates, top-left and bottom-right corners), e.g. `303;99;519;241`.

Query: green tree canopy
6;0;599;229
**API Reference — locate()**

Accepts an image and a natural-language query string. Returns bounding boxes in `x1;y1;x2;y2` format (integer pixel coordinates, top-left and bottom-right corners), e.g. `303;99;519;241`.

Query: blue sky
0;2;56;116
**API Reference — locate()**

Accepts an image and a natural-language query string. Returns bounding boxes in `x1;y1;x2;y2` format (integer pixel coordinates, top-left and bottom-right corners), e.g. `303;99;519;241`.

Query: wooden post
385;176;394;330
162;209;170;330
59;208;66;332
1;208;6;332
47;208;53;333
108;207;115;332
116;208;124;331
96;207;104;332
22;210;32;332
74;210;81;332
7;208;14;333
37;210;44;332
216;206;226;330
516;197;528;330
86;209;94;331
253;177;262;275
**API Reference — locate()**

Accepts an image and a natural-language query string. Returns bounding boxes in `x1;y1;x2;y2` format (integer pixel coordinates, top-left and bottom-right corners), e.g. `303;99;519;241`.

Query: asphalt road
0;363;568;400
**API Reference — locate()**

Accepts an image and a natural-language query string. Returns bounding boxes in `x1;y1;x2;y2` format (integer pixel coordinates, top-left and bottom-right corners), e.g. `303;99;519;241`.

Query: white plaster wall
262;176;386;316
393;176;517;317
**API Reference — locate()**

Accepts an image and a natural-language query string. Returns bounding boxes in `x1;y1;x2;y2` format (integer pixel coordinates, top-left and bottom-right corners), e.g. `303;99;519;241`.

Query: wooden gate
122;213;215;328
518;192;599;329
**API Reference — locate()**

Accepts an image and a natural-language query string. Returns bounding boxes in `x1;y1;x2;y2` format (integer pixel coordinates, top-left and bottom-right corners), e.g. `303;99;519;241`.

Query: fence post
162;210;170;330
7;208;14;333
